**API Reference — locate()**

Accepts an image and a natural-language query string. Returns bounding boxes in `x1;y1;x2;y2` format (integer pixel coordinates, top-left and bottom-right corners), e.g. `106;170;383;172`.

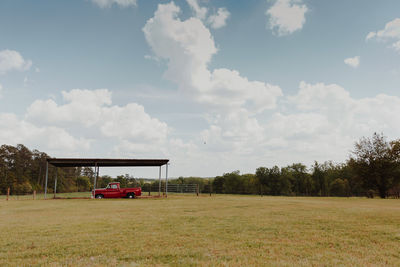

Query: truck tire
95;194;104;199
127;193;135;199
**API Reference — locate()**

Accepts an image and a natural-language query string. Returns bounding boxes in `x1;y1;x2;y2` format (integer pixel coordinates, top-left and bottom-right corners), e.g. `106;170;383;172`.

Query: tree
349;133;400;198
76;176;92;192
329;178;350;197
311;161;328;196
282;163;312;196
255;167;269;195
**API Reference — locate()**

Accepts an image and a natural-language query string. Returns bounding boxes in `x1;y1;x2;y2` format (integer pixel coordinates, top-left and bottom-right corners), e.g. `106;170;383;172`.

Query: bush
14;181;33;195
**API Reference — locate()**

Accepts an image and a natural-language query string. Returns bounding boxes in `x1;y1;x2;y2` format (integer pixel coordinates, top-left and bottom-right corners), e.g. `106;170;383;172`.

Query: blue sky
0;0;400;178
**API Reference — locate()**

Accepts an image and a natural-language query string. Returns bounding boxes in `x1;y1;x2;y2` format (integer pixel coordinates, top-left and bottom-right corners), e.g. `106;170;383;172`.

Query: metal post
44;161;48;199
93;163;98;199
53;168;58;199
165;163;168;198
158;166;161;197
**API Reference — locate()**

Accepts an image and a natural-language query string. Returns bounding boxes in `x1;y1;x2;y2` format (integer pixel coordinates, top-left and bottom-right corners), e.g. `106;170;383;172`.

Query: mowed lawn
0;195;399;266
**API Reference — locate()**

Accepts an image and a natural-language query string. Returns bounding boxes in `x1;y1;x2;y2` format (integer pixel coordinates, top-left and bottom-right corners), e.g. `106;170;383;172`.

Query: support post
158;166;161;197
165;163;168;198
53;168;58;199
33;190;36;200
196;184;199;196
93;163;98;199
7;187;10;201
44;161;49;199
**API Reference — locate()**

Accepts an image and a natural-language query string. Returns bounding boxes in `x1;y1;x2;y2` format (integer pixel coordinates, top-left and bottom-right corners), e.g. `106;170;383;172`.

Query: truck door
106;184;120;198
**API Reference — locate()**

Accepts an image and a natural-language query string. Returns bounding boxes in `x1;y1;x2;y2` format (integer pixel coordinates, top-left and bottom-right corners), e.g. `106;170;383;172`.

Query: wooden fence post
196;184;199;196
7;187;10;201
33;190;36;200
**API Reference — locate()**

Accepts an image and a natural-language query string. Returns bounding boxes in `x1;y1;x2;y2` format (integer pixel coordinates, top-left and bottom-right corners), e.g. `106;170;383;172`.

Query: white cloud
0;113;90;152
0;50;32;74
26;88;168;146
367;18;400;53
392;41;400;52
186;0;207;20
100;103;168;143
91;0;136;8
186;0;229;29
27;89;112;126
366;32;376;40
0;87;200;170
143;2;282;113
344;56;360;68
143;2;283;158
266;0;308;36
242;81;400;167
207;7;230;29
367;18;400;40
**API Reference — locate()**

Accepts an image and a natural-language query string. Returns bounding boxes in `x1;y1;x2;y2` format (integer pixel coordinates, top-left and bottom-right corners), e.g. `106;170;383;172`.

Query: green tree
349;133;400;198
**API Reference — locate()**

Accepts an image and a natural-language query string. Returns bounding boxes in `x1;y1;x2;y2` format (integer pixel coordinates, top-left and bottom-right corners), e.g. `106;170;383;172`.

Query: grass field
1;195;399;266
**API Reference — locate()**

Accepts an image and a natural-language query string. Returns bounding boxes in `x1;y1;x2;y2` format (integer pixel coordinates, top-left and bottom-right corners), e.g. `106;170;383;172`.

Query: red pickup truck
92;182;141;199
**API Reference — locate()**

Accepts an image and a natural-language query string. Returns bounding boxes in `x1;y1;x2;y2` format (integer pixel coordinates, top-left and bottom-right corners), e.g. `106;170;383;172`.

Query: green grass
0;191;91;200
0;195;399;266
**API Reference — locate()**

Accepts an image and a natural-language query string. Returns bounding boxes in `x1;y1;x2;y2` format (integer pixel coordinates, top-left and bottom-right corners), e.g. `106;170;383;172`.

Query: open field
1;195;399;266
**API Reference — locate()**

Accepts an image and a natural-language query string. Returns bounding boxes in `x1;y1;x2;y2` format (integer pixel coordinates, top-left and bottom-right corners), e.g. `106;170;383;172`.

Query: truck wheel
128;193;135;199
95;194;104;199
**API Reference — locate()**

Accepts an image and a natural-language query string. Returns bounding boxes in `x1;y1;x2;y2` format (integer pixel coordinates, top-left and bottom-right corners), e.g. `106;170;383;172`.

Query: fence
167;184;198;194
141;183;199;196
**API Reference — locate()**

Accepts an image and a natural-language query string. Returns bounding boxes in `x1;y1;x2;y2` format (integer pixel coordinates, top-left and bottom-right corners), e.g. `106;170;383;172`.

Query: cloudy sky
1;0;400;178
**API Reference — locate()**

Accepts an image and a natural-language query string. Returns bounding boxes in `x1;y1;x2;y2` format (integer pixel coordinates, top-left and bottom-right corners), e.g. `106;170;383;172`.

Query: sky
0;0;400;178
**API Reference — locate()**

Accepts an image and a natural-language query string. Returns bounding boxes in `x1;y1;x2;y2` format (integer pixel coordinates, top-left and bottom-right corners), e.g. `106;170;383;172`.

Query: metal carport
45;158;169;199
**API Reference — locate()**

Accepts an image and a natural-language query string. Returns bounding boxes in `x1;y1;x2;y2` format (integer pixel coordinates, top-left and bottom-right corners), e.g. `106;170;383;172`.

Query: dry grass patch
1;195;399;266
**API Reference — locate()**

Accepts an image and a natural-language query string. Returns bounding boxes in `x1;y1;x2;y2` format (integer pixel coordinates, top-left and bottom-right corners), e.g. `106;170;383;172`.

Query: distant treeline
1;133;399;198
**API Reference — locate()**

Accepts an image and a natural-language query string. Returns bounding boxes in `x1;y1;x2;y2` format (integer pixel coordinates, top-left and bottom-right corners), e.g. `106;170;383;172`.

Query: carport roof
47;158;169;167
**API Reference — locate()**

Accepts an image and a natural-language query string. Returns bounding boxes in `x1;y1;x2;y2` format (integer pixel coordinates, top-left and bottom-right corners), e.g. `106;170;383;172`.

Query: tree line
1;133;399;198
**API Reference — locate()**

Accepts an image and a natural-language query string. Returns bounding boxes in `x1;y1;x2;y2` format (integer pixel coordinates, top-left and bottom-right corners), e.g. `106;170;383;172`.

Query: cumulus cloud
0;113;90;152
0;87;199;169
143;2;283;157
266;0;308;36
91;0;136;8
0;50;32;74
143;2;282;113
27;89;112;126
186;0;207;20
367;18;400;53
27;89;168;145
344;56;360;68
273;82;400;160
207;7;230;29
186;0;229;29
367;18;400;40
